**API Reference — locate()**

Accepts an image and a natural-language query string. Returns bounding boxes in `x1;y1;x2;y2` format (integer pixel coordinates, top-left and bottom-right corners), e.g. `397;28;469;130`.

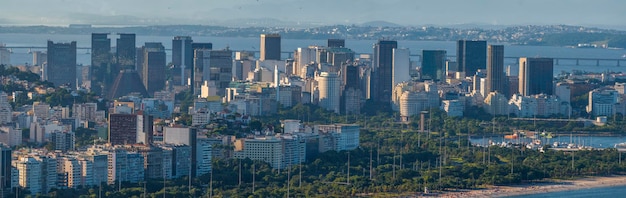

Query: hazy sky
1;0;624;27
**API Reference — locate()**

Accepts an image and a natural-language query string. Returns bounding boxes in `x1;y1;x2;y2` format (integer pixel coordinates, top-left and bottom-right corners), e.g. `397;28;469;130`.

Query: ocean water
2;33;626;74
506;185;626;197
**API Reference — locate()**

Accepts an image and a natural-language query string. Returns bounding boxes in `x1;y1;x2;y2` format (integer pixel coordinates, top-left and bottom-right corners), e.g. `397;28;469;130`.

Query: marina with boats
470;130;626;152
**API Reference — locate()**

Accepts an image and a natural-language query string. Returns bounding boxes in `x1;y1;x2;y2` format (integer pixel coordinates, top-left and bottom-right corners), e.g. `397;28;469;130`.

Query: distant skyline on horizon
1;0;625;28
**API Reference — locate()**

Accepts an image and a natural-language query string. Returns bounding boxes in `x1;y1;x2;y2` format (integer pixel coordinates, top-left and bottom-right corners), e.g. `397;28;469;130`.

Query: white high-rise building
106;149;144;184
0;92;11;124
316;124;360;152
32;102;50;120
316;72;341;114
397;82;440;121
14;154;57;195
16;157;43;194
587;89;619;116
442;100;463;117
392;48;411;86
72;103;99;123
233;134;306;170
294;47;318;77
484;91;509;116
0;126;22;146
555;83;571;103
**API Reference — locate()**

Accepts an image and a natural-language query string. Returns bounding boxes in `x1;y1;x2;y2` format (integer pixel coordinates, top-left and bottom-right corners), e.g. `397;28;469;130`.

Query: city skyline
1;0;625;29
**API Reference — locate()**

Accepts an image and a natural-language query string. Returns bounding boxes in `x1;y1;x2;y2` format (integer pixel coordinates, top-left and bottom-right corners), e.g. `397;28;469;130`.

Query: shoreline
438;175;626;197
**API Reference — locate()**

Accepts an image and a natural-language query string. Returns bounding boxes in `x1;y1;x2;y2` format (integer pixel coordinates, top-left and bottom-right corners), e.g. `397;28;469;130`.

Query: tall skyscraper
317;72;341;114
421;50;446;81
116;34;136;70
91;33;111;95
327;39;345;48
342;64;362;115
45;41;77;88
260;34;281;61
392;48;411;85
371;40;397;103
141;43;166;96
519;57;554;96
0;44;9;65
172;36;193;86
486;45;505;94
0;145;11;191
457;40;487;77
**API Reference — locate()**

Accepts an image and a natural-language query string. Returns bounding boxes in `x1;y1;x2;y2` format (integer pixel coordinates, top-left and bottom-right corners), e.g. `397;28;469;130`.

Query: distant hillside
359;21;403;27
529;32;626;48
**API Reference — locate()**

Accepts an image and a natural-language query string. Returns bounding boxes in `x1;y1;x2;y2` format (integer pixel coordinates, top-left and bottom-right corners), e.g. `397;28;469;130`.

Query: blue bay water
2;33;626;74
506;184;626;197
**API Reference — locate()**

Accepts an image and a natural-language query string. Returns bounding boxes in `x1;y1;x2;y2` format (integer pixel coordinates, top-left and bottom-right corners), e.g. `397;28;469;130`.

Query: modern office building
371;40;397;103
327;39;345;48
0;145;11;191
45;41;77;88
172;36;193;86
108;113;138;145
457;40;487;77
421;50;446;81
260;34;281;61
91;33;111;95
116;34;136;70
393;48;411;85
486;45;505;95
91;33;135;96
107;113;152;145
0;43;9;65
141;43;166;96
518;57;554;96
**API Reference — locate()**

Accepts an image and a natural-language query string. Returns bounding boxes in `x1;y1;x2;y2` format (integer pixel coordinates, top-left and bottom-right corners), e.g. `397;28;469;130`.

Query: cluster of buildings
0;88;360;194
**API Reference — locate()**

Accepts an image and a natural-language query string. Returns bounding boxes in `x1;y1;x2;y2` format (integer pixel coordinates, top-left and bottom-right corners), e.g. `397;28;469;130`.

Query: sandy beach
438;175;626;197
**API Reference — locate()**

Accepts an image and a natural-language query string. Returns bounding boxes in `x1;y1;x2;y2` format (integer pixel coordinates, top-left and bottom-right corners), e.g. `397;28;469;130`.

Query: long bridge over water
5;46;626;67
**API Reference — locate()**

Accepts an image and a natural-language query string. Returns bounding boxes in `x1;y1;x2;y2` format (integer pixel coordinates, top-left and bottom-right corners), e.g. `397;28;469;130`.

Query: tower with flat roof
260;34;281;61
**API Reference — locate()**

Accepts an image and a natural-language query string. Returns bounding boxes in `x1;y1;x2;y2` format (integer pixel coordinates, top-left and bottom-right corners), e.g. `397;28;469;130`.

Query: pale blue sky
0;0;624;27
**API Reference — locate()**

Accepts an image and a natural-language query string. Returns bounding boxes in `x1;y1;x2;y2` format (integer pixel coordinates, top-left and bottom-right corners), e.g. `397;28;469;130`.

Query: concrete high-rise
45;41;77;88
457;40;487;77
260;34;281;61
193;49;233;96
172;36;193;86
317;72;341;114
371;40;397;103
141;43;166;96
486;45;505;94
519;57;554;96
421;50;446;81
